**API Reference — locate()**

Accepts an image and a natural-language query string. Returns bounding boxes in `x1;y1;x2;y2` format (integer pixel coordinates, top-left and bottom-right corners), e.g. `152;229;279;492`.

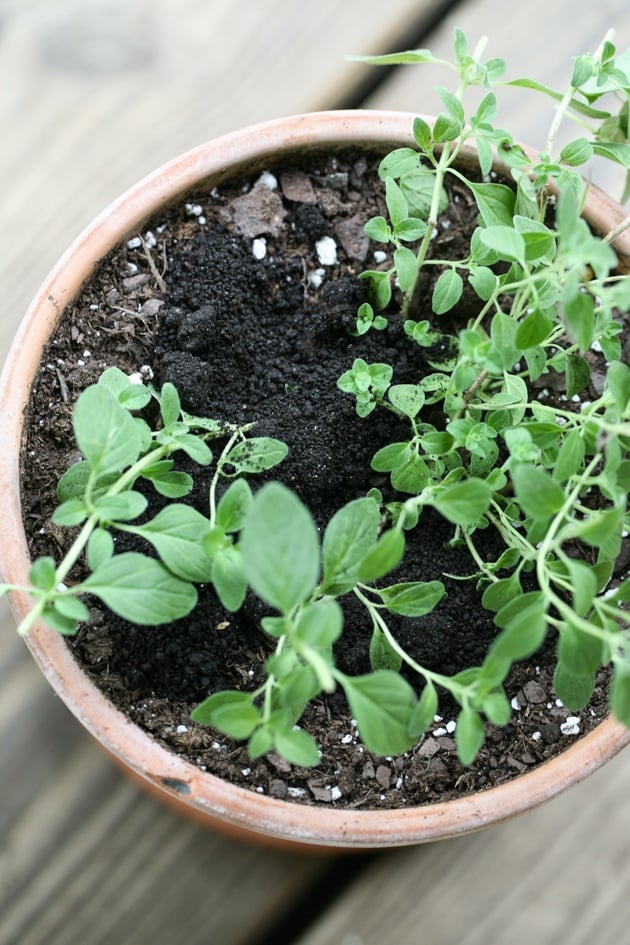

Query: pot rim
2;109;629;849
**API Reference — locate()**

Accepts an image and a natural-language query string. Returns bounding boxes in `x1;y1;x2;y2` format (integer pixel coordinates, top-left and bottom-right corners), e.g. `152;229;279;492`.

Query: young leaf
611;662;630;727
378;580;445;617
191;691;260;739
29;557;57;592
159;383;182;428
81;552;197;625
557;619;602;676
553;663;596;712
358;528;406;583
468;182;516;227
320;497;380;595
512;465;565;520
341;671;416;756
87;528;115;571
455;708;485;765
490;592;548;662
223;437;288;475
216;479;254;533
73;385;142;477
432;478;492;526
128;505;214;582
388;384;425;419
369;626;403;672
52;498;89;527
51;595;90;624
432;270;463;315
273;727;320;767
478;226;525;264
240;483;320;614
407;681;438;739
211;547;247;612
295;599;343;648
565;353;590;397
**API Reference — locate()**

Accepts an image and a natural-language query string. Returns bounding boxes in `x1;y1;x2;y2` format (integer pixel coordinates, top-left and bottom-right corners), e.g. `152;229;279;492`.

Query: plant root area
22;149;613;810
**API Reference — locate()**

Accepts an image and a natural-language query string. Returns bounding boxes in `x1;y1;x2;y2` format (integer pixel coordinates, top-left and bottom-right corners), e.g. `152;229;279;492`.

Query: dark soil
22;148;613;810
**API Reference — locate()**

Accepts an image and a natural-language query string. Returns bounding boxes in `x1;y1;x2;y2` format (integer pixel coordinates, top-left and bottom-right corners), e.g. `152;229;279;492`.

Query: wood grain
2;2;630;944
291;748;630;945
365;0;630;200
0;0;442;362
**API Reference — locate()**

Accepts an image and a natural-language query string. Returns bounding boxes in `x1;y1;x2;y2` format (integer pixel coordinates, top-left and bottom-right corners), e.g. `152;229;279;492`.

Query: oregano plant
5;28;630;773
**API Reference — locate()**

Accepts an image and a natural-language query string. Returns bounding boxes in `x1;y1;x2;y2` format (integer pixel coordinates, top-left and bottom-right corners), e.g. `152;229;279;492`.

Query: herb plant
5;29;630;771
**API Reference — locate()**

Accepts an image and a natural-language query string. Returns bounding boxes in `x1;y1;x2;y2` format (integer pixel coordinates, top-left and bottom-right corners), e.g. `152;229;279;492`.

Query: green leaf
40;603;78;636
552;430;585;484
512;465;565;520
191;691;260;739
52;498;89;527
159;383;182;428
407;681;438;739
364;216;391;242
224;437;288;475
295;599;343;648
87;529;114;570
479;226;525;264
394;246;419;291
563;507;624;561
557;619;602;675
455;708;485;765
515;309;553;349
433;479;492;526
563;292;594;351
93;491;148;523
606;360;630;412
211;547;247;612
491;592;548;662
82;552;197;624
482;690;511;726
565;353;590;397
563;558;598;619
432;269;463;315
349;49;435;66
358;528;406;583
130;505;214;582
341;671;416;756
468;182;516;226
216;479;254;533
73;385;142;477
553;663;596;712
378;580;445;617
29;557;57;591
240;483;320;614
273;727;320;767
385;177;409;227
369;626;403;672
98;366;152;410
321;497;380;595
611;662;630;727
413;116;432;150
481;573;522;613
560;137;593;166
468;266;497;301
388;384;425;419
168;432;213;466
142;464;193;498
51;595;90;623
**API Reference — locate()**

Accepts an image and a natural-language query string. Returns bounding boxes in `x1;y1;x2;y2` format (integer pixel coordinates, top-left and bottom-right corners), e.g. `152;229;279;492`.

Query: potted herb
1;30;630;848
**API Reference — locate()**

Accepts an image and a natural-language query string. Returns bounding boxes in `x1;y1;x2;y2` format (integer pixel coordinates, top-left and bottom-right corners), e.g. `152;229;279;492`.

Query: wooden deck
2;2;630;943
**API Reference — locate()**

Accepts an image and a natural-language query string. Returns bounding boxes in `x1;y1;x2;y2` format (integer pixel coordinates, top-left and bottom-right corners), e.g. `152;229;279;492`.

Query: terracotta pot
1;111;630;850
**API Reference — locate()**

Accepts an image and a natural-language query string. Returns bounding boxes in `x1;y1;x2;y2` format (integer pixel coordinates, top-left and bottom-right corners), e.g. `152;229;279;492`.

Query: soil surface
22;148;614;809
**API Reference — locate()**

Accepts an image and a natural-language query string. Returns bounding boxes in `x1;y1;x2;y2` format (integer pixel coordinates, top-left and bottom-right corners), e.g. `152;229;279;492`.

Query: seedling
5;29;630;770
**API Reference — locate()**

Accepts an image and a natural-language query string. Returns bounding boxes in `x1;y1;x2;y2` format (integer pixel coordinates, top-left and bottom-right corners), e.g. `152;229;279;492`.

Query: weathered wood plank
0;0;442;360
291;748;630;945
364;0;630;200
